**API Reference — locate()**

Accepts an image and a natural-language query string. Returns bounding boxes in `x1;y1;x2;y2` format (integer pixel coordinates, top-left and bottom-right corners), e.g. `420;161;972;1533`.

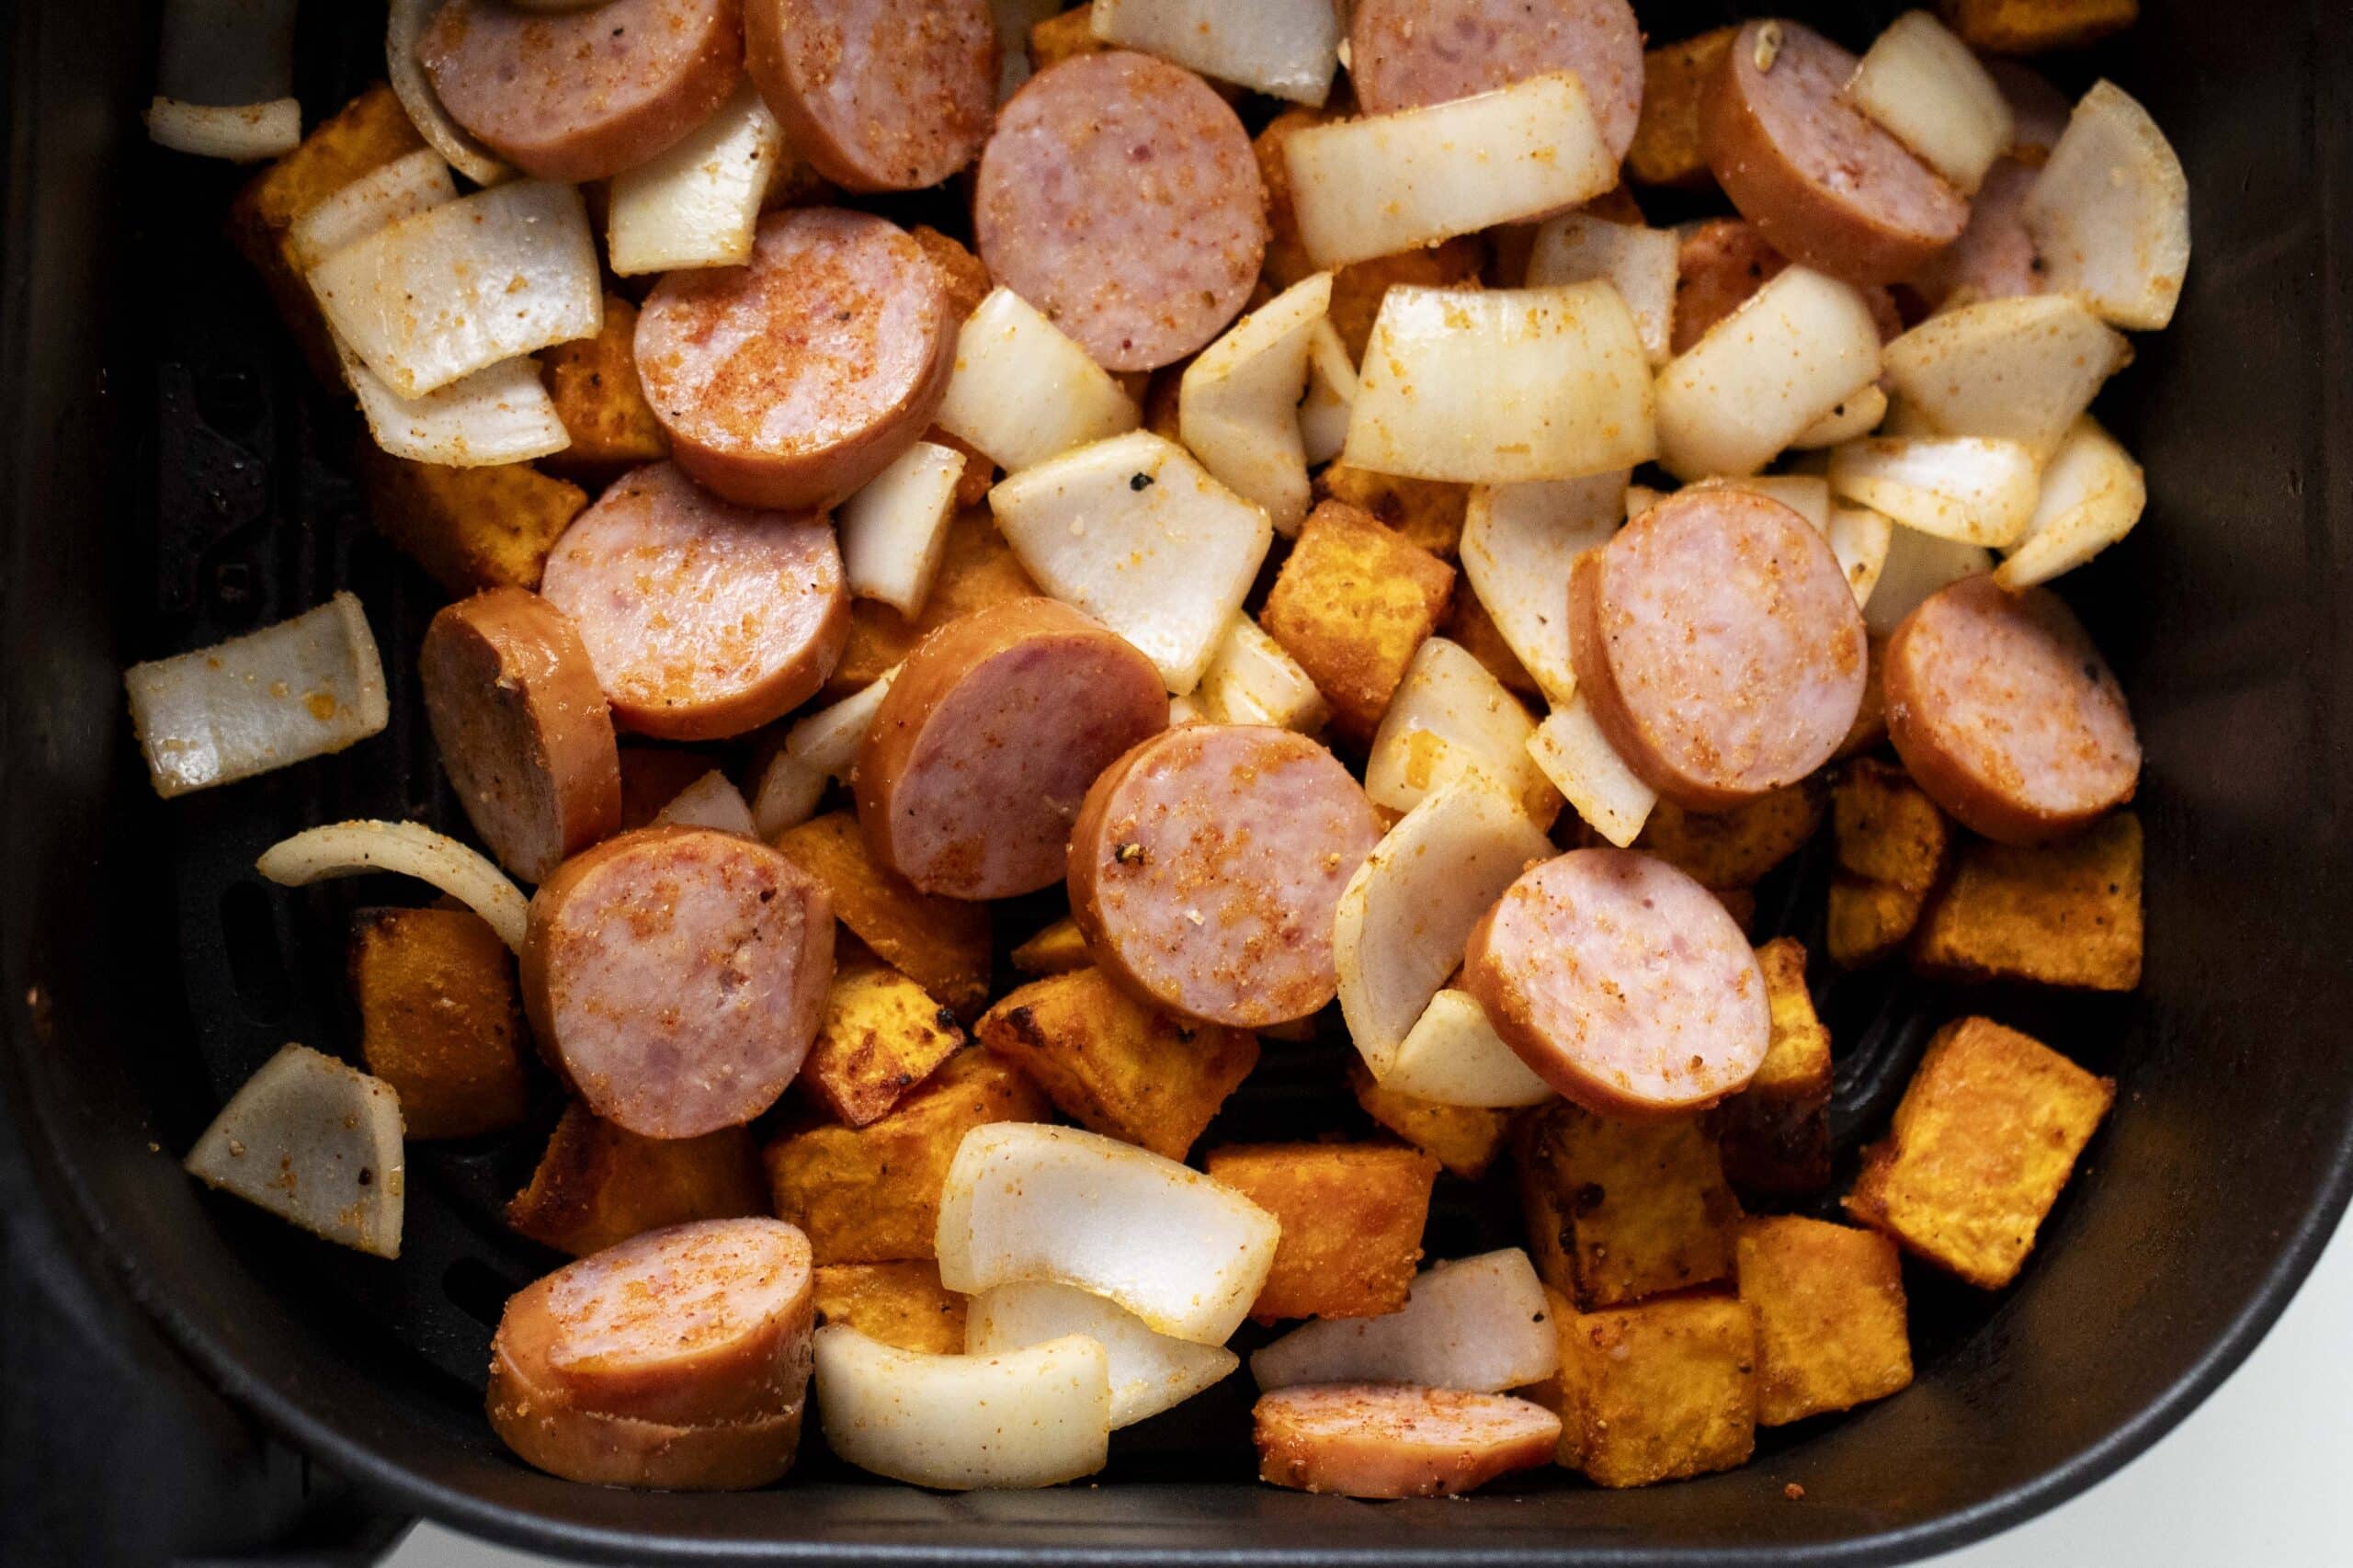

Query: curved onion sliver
256;820;529;950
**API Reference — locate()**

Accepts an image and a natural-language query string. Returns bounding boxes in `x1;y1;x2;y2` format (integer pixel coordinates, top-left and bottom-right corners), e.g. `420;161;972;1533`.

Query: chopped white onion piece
1365;638;1560;824
1284;73;1617;268
1526;691;1656;848
125;593;390;800
255;820;529;951
785;666;902;781
386;0;509;187
185;1044;404;1259
1297;319;1358;471
144;97;301;162
1863;526;1995;638
608;83;786;276
1881;295;2131;463
1828;503;1897;608
1790;384;1890;450
342;350;570;468
1829;437;2040;549
1195;615;1329;733
1846;10;2013;194
1179;273;1332;535
653;770;756;837
1995;418;2147;589
310;181;601;399
967;1280;1238;1428
1383;990;1556;1108
1345;283;1655;485
751;751;829;841
990;432;1271;695
2023;81;2190;331
287;149;458;272
935;288;1142;474
1623;482;1666;521
813;1325;1110;1490
935;1123;1281;1345
1525;216;1679;365
1335;776;1554;1076
1250;1251;1557;1393
1459;473;1624;705
1654;266;1883;481
838;444;967;617
1089;0;1340;106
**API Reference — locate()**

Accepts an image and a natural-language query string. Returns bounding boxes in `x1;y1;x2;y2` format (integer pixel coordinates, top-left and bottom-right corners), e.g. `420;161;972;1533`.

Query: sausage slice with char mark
745;0;997;192
1254;1383;1562;1499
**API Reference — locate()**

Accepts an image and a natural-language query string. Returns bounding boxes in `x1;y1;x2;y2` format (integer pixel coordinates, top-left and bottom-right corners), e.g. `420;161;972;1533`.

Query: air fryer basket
3;0;2348;1562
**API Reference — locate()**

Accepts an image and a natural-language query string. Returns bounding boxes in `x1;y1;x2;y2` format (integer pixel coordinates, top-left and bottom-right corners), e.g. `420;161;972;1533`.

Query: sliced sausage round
1068;724;1383;1028
421;588;621;885
1348;0;1644;163
1462;847;1771;1117
1570;488;1867;810
1909;64;2072;310
486;1369;804;1491
540;462;848;742
636;209;955;510
1253;1384;1562;1500
418;0;744;183
974;51;1267;372
1700;19;1968;288
1884;574;2140;845
745;0;996;192
856;598;1168;901
522;826;834;1138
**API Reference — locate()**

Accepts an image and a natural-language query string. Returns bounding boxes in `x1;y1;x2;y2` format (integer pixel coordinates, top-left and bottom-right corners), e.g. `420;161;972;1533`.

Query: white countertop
392;1210;2353;1568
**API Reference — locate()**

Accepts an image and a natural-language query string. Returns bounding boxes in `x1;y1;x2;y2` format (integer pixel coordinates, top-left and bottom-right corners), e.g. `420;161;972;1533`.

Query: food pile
135;0;2175;1501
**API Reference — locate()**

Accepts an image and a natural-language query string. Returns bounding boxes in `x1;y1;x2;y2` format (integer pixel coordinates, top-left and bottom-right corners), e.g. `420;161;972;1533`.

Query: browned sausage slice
1700;19;1968;287
1253;1384;1562;1499
855;598;1168;901
1068;724;1383;1028
636;209;955;511
1348;0;1645;163
745;0;997;192
1883;575;2139;845
540;462;847;742
419;0;744;183
1462;847;1770;1117
522;827;834;1138
421;588;621;884
1570;488;1866;811
974;51;1267;372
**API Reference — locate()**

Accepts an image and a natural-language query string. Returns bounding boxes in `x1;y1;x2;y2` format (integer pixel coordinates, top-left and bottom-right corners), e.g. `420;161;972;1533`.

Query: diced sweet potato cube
355;444;587;596
616;745;724;830
825;507;1039;694
1845;1017;2114;1289
1009;916;1091;975
772;812;992;1020
1635;780;1826;891
1254;107;1331;295
909;225;990;322
1628;29;1737;189
348;906;528;1140
539;292;668;480
1552;1294;1757;1487
1261;500;1455;740
1204;1142;1438;1323
1443;585;1540;698
1711;938;1834;1197
1029;6;1108;72
1736;1216;1913;1426
1347;1061;1511;1178
977;968;1257;1161
1516;1101;1742;1310
813;1261;968;1354
506;1101;767;1256
1913;812;2143;992
764;1050;1050;1264
1940;0;2137;55
1828;757;1951;968
803;963;968;1128
1315;464;1470;560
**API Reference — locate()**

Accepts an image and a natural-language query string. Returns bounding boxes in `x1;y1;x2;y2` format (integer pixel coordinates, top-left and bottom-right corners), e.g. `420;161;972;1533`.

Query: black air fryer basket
4;2;2350;1563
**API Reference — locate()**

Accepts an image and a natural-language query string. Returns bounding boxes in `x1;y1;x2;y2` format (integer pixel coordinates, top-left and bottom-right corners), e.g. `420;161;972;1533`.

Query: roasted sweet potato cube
764;1050;1050;1264
1737;1216;1913;1426
506;1102;767;1256
1628;28;1737;188
1828;757;1952;968
802;963;968;1128
1315;463;1471;560
909;225;991;322
1261;500;1456;740
771;812;992;1020
825;507;1039;694
813;1261;968;1354
1028;6;1108;72
1636;781;1826;891
1517;1101;1742;1310
1443;585;1540;698
1204;1142;1438;1323
355;444;587;596
539;292;668;480
348;906;529;1140
1913;813;2143;992
1009;916;1091;976
1845;1017;2114;1289
1940;0;2138;54
977;968;1257;1161
1347;1062;1512;1178
1254;108;1332;294
1711;938;1834;1197
228;85;427;383
1553;1294;1757;1487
